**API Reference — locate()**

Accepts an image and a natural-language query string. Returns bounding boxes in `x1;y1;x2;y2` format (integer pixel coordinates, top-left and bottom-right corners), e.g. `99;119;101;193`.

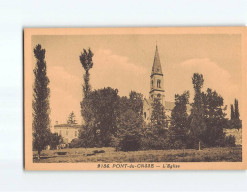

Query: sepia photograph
24;27;247;170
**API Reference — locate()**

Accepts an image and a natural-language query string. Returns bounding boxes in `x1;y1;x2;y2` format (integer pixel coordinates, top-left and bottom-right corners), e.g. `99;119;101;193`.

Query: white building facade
53;123;82;144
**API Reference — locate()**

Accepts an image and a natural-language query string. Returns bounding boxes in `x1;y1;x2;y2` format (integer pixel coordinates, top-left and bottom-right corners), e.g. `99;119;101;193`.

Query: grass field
33;146;242;163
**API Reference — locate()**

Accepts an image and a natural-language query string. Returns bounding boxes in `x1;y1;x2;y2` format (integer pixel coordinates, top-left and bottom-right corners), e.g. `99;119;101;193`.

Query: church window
151;80;153;87
157;80;161;88
157;94;161;98
144;112;146;119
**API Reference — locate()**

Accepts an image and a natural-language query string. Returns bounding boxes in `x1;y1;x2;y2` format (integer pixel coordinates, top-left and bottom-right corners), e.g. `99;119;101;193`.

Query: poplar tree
79;48;94;98
32;44;51;159
190;73;206;150
79;48;94;144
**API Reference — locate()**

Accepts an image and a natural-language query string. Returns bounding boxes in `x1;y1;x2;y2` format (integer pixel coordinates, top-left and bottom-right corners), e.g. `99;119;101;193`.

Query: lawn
33;146;242;163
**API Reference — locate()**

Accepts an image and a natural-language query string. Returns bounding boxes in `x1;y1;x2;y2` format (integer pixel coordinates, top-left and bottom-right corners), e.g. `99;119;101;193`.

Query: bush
141;136;172;150
118;133;141;151
113;109;143;151
173;140;185;149
49;133;63;150
69;138;83;148
79;127;101;148
224;135;236;147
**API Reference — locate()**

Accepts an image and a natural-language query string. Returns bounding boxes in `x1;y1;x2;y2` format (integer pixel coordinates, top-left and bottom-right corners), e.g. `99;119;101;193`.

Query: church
143;45;175;125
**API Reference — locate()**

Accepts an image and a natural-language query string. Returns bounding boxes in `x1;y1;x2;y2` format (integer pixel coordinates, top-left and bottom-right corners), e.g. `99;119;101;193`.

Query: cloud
47;49;149;125
91;49;149;97
48;66;82;126
165;58;240;116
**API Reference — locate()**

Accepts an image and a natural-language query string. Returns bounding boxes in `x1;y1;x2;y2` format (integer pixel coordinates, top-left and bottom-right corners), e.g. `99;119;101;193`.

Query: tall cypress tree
230;104;235;120
234;99;240;120
32;44;51;159
234;99;241;130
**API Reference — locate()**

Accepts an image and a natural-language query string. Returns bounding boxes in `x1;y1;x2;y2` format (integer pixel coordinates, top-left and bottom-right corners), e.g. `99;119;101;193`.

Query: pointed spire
151;44;163;75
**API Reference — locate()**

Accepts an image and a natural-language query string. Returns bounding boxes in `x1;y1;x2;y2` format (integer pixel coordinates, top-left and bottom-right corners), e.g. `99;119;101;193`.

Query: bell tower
149;44;165;105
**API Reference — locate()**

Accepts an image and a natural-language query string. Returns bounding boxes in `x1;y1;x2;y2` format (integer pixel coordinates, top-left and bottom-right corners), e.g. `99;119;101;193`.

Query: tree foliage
113;109;143;151
231;104;235;120
169;91;190;148
129;91;144;116
79;48;94;98
67;111;77;125
150;98;167;133
189;73;233;148
49;133;63;150
32;44;51;158
190;73;207;149
234;99;240;120
80;87;120;147
201;88;227;146
229;99;242;130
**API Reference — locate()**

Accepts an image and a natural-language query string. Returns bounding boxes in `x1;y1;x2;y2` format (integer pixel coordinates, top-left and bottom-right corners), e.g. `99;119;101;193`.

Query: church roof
54;124;82;128
143;98;191;112
144;98;175;110
151;45;163;76
165;101;175;110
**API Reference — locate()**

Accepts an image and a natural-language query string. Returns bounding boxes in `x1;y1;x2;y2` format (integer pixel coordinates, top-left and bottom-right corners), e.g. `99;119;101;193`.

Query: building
143;45;175;125
53;122;82;144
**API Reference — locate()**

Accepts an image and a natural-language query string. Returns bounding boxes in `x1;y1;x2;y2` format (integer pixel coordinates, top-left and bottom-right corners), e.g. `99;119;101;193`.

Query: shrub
69;138;83;148
224;135;236;147
114;109;143;151
173;140;184;149
49;133;63;150
141;136;171;150
121;134;141;151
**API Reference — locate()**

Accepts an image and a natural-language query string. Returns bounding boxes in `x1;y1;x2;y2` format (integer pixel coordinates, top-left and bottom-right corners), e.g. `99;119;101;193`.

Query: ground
33;146;242;163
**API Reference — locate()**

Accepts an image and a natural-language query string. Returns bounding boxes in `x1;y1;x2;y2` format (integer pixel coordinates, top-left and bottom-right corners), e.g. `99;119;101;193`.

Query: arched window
157;94;161;98
144;112;146;119
151;80;153;87
157;80;161;88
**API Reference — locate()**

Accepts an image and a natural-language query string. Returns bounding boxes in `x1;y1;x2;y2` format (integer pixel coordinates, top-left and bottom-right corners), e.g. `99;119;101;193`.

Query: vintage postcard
24;27;247;170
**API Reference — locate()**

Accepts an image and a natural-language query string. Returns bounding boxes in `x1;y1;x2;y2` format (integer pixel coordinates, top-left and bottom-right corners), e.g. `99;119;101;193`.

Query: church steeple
151;44;163;76
149;44;165;105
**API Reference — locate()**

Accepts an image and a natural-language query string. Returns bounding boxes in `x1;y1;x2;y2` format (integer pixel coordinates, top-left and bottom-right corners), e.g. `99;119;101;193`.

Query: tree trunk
198;141;201;151
37;150;41;160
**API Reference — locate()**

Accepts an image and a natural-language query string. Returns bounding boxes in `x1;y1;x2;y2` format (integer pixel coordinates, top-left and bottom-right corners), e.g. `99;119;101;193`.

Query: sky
32;34;242;125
